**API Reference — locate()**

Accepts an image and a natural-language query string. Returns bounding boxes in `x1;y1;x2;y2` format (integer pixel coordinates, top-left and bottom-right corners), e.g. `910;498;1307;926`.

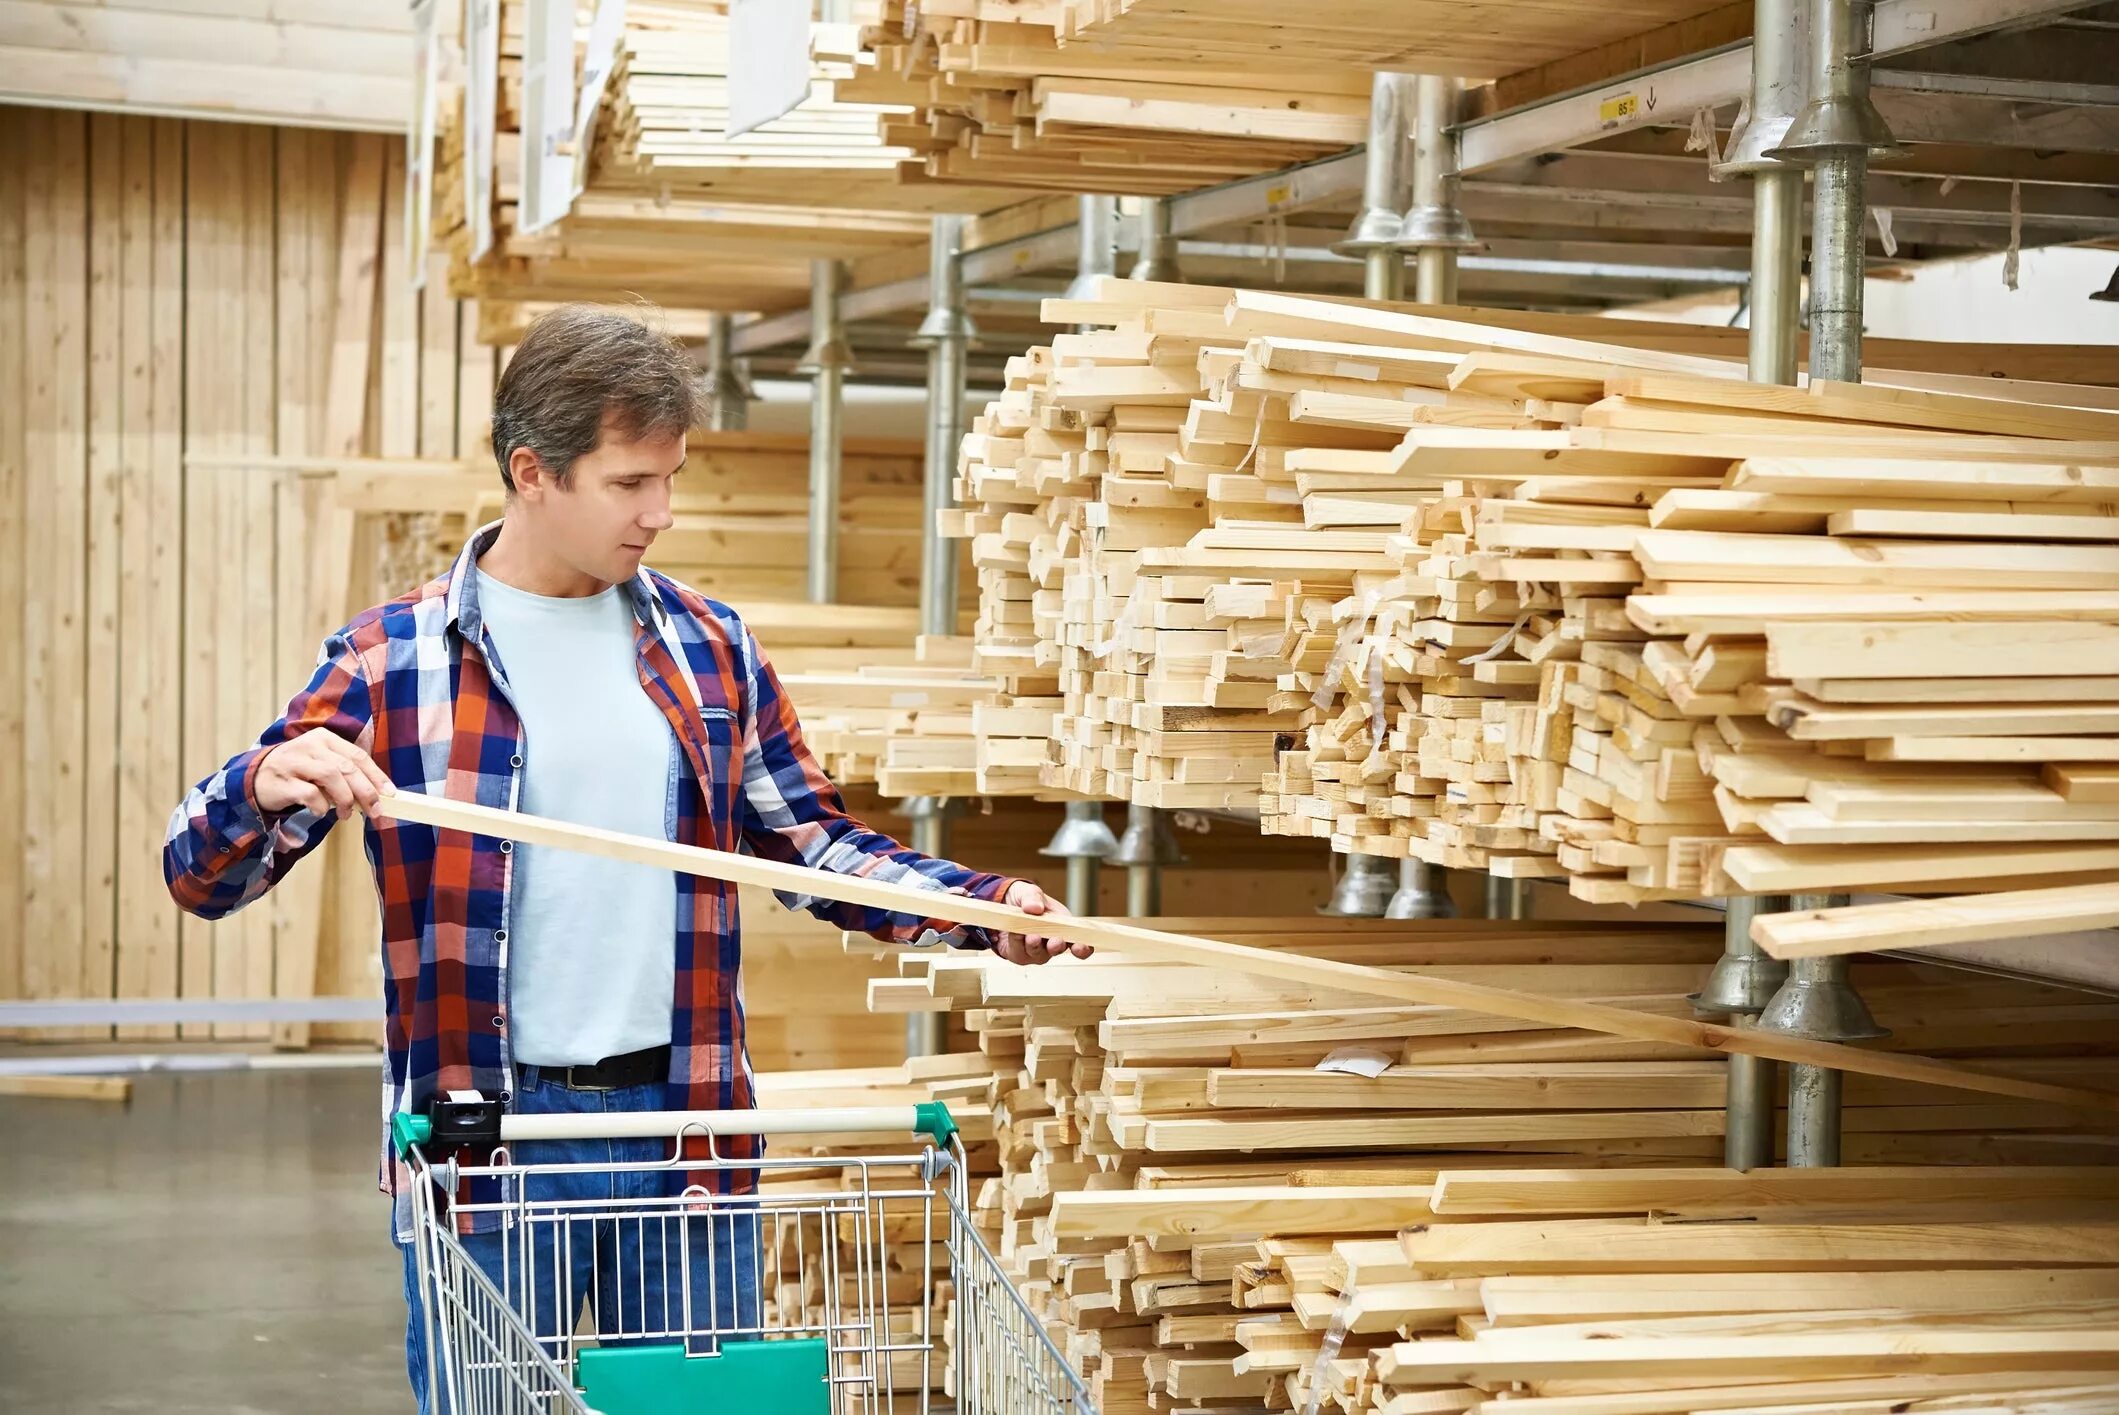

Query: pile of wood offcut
947;276;2119;936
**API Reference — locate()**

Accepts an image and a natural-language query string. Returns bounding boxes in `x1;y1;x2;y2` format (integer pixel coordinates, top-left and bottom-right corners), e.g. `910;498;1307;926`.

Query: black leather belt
520;1044;671;1092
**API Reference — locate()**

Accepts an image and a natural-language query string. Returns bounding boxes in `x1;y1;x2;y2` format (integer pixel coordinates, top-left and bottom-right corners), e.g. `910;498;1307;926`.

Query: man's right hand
251;732;394;819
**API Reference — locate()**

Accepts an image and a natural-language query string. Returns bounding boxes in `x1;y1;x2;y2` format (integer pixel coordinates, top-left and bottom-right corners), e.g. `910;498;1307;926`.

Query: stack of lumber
1050;0;1748;80
857;0;1786;195
860;0;1370;195
1248;308;2119;910
1234;1168;2119;1415
947;277;2119;924
841;916;2119;1411
431;0;1014;312
797;640;1004;796
592;4;928;207
0;0;414;131
356;430;953;612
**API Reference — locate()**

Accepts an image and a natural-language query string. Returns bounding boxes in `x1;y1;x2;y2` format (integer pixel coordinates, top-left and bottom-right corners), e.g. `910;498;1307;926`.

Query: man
163;305;1082;1410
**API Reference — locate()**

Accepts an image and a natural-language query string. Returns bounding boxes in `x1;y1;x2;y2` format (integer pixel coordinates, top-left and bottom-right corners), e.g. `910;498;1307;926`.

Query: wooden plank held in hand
368;791;2119;1115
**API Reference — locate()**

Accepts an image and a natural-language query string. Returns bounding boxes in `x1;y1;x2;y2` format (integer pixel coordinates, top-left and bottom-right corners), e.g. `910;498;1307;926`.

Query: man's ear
509;446;548;499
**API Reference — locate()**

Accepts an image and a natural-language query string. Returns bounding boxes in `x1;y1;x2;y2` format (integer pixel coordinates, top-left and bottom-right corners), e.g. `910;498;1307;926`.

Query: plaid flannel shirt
165;524;1017;1239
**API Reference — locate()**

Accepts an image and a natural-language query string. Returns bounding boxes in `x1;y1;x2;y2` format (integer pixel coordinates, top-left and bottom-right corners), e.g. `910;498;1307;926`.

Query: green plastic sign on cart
576;1338;830;1415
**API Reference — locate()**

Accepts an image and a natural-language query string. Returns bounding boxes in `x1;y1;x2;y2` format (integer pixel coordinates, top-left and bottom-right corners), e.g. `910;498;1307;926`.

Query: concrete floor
0;1067;410;1414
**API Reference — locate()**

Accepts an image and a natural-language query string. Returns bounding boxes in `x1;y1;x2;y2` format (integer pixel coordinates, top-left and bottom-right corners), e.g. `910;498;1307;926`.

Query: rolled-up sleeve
164;632;376;920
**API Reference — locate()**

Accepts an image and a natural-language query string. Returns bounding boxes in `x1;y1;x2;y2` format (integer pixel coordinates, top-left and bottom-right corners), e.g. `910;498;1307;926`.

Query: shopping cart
392;1097;1096;1415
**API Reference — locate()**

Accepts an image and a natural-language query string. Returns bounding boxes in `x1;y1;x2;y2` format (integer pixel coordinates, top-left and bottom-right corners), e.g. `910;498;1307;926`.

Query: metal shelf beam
1458;0;2092;173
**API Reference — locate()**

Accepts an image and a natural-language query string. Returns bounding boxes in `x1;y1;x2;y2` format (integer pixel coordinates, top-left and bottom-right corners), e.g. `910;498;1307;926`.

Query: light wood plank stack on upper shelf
430;0;1020;313
944;276;2119;936
858;0;1766;195
859;0;1371;196
831;916;2119;1414
1052;0;1750;78
0;0;414;131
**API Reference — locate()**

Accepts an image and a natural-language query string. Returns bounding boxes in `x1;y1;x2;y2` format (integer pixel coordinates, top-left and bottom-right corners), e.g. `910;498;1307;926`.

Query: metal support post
1769;0;1903;385
1064;195;1121;302
704;312;752;431
798;259;852;603
1335;72;1415;301
1403;74;1477;305
913;215;974;642
1720;0;1809;386
1325;853;1399;917
1757;893;1887;1167
1114;803;1183;917
1696;895;1792;1170
1754;1;1897;1162
1043;801;1118;915
1699;0;1812;1164
1483;875;1527;921
902;795;953;1057
1328;80;1412;915
1386;859;1455;919
1130;198;1185;284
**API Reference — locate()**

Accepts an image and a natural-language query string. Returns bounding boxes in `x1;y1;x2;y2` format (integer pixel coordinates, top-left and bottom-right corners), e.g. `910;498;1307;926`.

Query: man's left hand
995;881;1087;965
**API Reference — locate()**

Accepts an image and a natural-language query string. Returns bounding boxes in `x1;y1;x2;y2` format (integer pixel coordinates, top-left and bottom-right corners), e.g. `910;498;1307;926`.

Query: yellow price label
1598;93;1640;127
1264;183;1292;210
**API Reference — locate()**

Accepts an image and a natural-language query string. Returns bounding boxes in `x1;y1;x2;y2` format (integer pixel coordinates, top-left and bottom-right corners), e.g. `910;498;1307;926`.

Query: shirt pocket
696;706;740;844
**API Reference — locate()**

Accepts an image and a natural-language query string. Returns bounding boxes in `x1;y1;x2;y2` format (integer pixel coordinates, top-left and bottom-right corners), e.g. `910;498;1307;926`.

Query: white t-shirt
476;570;679;1067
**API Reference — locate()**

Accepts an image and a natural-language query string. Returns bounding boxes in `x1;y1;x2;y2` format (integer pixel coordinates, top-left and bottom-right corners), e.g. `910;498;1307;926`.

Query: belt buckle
567;1064;620;1092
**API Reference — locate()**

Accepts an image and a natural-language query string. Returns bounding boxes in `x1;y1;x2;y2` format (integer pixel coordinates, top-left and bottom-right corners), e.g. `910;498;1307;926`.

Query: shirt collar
445;519;666;644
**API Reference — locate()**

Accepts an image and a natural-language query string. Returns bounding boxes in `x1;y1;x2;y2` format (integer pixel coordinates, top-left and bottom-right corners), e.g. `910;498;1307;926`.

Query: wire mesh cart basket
393;1097;1096;1415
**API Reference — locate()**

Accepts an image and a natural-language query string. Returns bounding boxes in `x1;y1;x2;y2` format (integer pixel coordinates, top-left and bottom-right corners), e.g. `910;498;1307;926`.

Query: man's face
520;421;684;587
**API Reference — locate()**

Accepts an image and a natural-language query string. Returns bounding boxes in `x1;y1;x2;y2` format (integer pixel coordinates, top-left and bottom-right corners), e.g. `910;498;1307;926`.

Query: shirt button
499;841;513;855
494;929;508;944
493;1016;506;1030
509;753;524;768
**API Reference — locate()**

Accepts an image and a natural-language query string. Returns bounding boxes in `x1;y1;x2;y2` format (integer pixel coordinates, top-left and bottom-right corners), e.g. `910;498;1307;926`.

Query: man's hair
490;304;701;492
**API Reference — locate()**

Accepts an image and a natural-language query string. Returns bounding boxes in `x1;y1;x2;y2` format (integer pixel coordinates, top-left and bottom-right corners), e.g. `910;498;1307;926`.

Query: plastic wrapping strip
1310;584;1387;713
1299;1291;1356;1415
1873;206;1898;258
1230;399;1270;475
1461;609;1535;666
2004;180;2023;291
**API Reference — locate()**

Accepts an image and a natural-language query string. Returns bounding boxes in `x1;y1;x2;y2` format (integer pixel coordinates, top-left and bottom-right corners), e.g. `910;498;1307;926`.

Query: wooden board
1751;884;2119;960
373;791;2119;1115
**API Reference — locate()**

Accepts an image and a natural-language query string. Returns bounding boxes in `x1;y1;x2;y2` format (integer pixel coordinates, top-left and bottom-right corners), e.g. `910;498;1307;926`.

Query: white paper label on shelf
728;0;814;139
1315;1047;1395;1079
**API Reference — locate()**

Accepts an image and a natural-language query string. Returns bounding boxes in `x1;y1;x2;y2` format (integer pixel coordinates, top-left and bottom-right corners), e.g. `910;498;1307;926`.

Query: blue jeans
397;1071;762;1414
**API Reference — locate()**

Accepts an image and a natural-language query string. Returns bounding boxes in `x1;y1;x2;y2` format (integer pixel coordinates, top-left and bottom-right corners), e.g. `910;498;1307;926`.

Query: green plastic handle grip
391;1112;433;1157
914;1101;959;1147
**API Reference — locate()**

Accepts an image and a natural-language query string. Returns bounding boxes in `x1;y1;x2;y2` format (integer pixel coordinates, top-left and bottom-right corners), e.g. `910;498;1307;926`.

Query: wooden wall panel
85;111;125;1027
22;108;90;1023
0;108;27;1022
0;114;485;1048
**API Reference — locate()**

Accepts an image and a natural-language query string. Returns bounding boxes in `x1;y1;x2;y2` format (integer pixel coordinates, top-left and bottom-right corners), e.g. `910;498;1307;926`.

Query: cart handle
391;1098;958;1157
